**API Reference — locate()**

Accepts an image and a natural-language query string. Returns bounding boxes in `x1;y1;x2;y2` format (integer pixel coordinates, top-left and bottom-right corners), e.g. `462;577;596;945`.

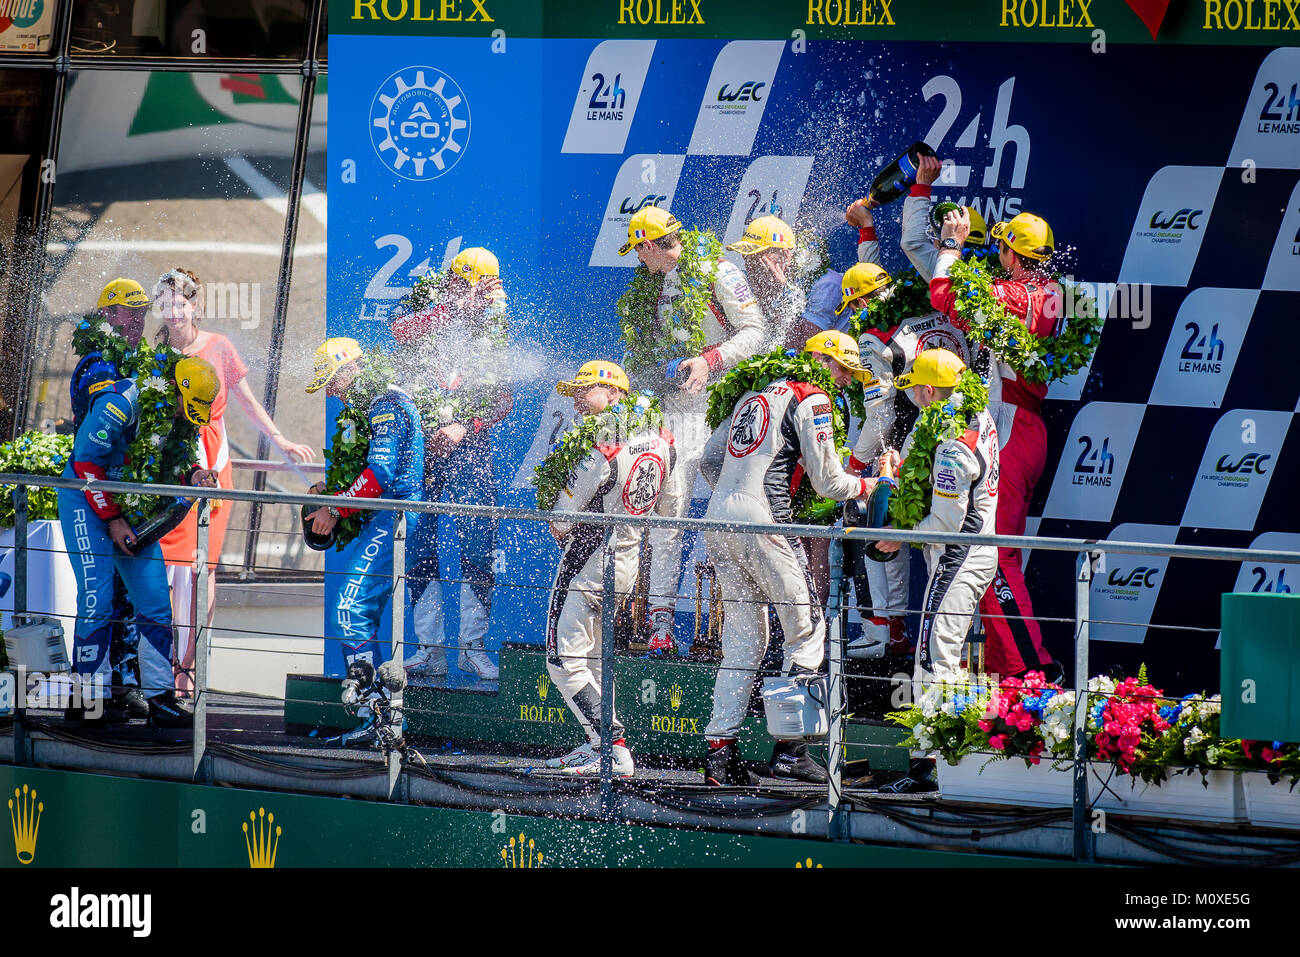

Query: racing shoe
768;741;829;784
404;646;448;679
458;643;499;681
847;616;910;659
561;744;635;778
705;739;748;787
545;742;599;769
64;701;127;726
108;687;151;720
876;758;938;794
147;691;194;729
324;711;380;749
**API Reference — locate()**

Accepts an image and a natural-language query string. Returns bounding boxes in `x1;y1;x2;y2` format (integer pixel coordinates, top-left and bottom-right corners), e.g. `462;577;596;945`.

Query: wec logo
717;81;765;102
1148;208;1204;230
1216;452;1271;474
619;193;665;215
1107;566;1160;588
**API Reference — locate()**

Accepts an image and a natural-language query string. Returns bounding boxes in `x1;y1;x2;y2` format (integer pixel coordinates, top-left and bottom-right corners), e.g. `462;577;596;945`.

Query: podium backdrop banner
327;2;1300;691
0;521;78;657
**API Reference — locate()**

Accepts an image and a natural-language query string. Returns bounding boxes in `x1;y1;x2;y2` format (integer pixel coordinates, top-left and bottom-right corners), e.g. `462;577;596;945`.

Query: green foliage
946;255;1102;385
887;369;989;534
72;320;199;526
848;266;933;337
616;228;723;378
0;431;73;527
533;393;662;511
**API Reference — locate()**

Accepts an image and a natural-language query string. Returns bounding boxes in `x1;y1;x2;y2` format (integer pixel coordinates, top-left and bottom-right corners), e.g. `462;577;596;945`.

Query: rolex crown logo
669;683;683;711
795;858;823;869
537;673;551;701
8;784;42;865
244;807;281;869
501;832;544;868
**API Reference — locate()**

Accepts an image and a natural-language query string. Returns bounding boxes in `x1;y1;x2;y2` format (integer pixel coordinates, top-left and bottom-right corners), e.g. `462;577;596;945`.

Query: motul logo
1148;208;1204;230
1215;452;1270;474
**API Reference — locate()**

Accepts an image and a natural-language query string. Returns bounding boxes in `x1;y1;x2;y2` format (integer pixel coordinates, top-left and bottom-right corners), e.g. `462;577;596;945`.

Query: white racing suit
547;425;685;747
642;257;766;629
698;377;871;741
900;408;999;691
848;237;973;646
899;183;940;282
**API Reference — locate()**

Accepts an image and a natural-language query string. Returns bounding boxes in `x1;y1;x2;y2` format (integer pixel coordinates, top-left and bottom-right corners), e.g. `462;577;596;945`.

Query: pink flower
989;735;1006;750
978;720;992;732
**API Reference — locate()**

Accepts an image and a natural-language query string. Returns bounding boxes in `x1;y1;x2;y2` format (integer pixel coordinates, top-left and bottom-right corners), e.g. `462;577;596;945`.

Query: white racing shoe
404;645;448;678
545;742;599;769
458;643;499;681
562;744;635;778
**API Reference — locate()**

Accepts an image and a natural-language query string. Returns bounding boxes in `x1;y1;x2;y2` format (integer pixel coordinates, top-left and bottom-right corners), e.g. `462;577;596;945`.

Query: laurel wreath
533;392;662;512
71;320;199;526
707;350;848;526
616;228;724;380
848;265;932;338
945;255;1101;385
887;369;989;533
321;349;396;549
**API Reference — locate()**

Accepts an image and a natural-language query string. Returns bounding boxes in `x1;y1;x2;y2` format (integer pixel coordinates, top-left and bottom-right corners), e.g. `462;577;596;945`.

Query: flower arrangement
944;255;1102;385
886;673;991;766
533;392;662;512
616;229;724;380
973;671;1075;767
0;430;74;526
887;368;989;533
1084;671;1171;776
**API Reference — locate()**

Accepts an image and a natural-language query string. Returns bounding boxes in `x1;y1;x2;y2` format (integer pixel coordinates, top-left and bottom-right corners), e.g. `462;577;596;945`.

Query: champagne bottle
301;503;337;551
867;142;936;207
132;496;195;550
929;200;962;234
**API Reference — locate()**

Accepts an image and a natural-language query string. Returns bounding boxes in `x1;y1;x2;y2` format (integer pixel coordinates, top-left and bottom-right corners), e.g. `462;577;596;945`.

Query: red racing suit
930;249;1060;678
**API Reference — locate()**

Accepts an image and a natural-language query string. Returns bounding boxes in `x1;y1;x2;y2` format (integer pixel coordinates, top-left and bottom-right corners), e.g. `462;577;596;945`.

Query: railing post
12;484;30;765
599;525;617;821
1072;549;1100;862
192;498;212;782
826;536;849;841
388;511;406;798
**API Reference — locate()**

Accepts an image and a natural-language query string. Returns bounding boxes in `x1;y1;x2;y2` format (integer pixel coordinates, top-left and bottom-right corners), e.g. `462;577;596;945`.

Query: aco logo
370;66;470;182
717;81;766;102
1215;452;1270;474
1148;208;1204;231
1106;566;1160;588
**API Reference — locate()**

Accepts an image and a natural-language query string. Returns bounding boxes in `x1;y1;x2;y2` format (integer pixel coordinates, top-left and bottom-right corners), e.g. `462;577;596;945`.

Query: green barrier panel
1220;592;1300;742
285;643;909;769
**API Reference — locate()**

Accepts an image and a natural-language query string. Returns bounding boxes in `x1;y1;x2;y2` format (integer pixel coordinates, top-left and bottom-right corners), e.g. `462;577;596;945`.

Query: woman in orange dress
152;268;315;693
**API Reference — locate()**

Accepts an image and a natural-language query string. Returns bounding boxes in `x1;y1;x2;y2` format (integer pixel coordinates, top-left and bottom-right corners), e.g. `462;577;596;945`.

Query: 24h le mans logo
370;66;470;181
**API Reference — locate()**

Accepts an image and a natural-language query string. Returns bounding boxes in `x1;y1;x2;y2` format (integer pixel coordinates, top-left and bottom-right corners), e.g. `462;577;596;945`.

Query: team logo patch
812;403;832;415
371;412;396;424
935;467;959;492
104;403;127;424
728;395;770;457
87;381;111;396
622;452;665;515
813;414;831;426
370;66;470;182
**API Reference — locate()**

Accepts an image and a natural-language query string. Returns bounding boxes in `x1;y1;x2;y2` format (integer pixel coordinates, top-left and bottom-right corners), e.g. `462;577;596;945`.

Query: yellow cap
306;337;364;394
726;215;795;255
96;279;150;310
966;207;989;247
556;360;630;397
894;349;968;391
619;207;681;256
991;212;1054;261
804;330;869;378
174;356;220;425
835;262;892;315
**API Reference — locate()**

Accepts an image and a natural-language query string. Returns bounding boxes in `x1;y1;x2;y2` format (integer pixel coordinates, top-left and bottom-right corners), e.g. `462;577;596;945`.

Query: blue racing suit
69;346;142;687
57;380;183;700
325;387;424;677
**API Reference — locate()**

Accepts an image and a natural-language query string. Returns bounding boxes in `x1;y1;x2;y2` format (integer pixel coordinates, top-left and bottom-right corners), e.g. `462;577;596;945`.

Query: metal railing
5;470;1300;860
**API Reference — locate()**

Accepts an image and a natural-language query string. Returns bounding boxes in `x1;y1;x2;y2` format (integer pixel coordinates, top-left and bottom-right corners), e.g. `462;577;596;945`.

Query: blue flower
1083;334;1092;345
1158;705;1181;723
1273;741;1284;750
78;320;90;330
155;353;166;362
1008;337;1018;348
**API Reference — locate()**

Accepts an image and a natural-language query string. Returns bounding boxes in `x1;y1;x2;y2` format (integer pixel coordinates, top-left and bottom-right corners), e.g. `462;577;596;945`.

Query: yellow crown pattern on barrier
537;673;551;701
501;832;544;868
8;784;42;865
244;807;281;868
669;683;683;711
795;858;823;869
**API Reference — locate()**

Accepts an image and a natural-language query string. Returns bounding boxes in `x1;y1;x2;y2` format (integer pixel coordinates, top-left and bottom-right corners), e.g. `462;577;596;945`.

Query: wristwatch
327;506;342;520
940;237;960;250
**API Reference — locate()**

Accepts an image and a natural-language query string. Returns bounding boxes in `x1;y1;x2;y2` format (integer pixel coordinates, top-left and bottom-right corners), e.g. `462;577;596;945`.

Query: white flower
97;322;114;336
915;734;933;752
1088;676;1116;695
149;434;164;448
941;698;957;716
140;376;169;395
672;327;691;342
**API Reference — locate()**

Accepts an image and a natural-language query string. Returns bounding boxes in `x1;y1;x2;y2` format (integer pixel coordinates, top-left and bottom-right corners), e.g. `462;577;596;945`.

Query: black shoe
64;703;127;726
768;742;829;784
325;714;381;749
147;692;194;728
108;687;151;720
705;741;748;787
875;759;938;794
